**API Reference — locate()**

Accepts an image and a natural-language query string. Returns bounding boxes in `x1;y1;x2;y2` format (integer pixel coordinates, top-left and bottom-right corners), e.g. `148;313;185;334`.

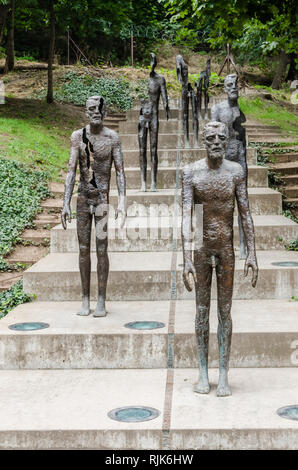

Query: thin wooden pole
67;27;70;65
130;29;134;66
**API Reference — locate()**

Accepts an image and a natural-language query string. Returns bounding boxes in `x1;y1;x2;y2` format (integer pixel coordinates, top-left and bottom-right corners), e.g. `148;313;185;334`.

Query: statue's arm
160;77;170;120
210;104;219;121
112;133;126;227
235;169;258;287
61;131;79;229
181;166;197;291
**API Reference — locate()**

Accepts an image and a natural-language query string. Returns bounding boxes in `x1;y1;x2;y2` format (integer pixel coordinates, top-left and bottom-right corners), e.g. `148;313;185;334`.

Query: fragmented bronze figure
61;96;126;317
211;73;248;258
181;121;258;397
138;53;170;191
197;58;211;120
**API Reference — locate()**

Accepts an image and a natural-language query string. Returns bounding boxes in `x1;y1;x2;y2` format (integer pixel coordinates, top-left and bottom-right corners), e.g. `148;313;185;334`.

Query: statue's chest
193;173;235;201
79;138;112;167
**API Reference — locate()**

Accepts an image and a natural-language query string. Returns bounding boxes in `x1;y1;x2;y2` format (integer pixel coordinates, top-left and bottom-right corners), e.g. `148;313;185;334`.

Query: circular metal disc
271;261;298;267
8;322;50;331
277;405;298;421
108;406;160;422
124;321;165;330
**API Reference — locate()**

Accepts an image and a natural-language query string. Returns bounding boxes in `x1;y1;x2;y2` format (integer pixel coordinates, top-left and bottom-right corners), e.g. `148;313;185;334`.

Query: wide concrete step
123;147;257;167
51;216;298;253
0;367;297;449
111;165;267;190
126;108;211;120
120;133;199;150
71;188;282;216
2;300;298;369
23;250;298;301
249;135;298;143
284;185;298;198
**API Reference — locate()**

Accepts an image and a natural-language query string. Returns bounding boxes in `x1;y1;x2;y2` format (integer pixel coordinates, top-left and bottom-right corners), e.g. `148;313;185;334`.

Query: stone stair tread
22;229;50;239
41;198;63;208
6;245;49;264
0;368;297;449
270;162;298;170
24;250;298;273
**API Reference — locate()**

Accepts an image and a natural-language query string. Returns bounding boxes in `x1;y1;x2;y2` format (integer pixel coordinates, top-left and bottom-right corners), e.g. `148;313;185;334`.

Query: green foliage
0;158;50;270
284;238;298;251
0;280;34;319
283;210;298;225
53;72;132;111
291;296;298;302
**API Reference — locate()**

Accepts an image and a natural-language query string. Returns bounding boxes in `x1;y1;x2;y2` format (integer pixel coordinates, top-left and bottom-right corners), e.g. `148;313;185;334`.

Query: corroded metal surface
181;121;258;397
61;96;126;317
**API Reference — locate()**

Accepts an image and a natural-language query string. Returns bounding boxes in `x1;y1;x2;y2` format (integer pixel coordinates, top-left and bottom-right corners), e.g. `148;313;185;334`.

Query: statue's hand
244;254;258;288
115;200;126;229
61;204;71;230
183;259;197;292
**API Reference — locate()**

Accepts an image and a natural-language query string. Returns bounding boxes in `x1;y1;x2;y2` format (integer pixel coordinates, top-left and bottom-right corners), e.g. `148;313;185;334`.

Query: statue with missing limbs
211;74;247;259
176;54;199;149
197;58;211;120
181;121;258;397
61;96;126;317
138;53;170;192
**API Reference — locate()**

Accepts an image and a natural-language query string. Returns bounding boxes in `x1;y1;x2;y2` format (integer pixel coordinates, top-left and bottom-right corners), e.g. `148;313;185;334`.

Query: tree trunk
4;0;15;73
0;5;9;46
286;53;297;82
47;0;55;104
271;50;290;89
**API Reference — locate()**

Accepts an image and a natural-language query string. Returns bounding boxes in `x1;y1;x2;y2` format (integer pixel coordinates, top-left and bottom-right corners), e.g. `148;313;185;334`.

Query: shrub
0;280;34;318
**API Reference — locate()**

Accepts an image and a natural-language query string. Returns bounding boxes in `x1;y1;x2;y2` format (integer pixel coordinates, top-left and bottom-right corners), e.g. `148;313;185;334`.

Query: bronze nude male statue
181;121;258;396
61;96;126;317
197;58;211;120
211;74;247;258
138;53;170;192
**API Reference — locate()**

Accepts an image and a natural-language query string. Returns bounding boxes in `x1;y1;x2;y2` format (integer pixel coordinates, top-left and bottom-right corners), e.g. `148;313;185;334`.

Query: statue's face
224;75;238;100
86;98;106;125
204;125;227;163
150;53;157;72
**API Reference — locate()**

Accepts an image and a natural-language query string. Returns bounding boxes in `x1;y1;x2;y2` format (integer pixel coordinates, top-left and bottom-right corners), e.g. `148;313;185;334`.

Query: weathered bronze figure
188;82;199;148
197;58;211;120
181;121;258;397
138;53;170;191
61;96;126;317
176;55;189;148
211;74;247;258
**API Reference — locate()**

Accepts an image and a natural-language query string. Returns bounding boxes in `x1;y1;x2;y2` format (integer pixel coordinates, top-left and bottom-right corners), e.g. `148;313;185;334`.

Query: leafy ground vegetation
0;157;50;271
0;279;34;318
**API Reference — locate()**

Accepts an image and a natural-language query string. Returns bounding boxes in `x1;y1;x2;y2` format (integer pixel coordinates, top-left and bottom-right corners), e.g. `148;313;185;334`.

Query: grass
239;97;298;136
0;98;84;179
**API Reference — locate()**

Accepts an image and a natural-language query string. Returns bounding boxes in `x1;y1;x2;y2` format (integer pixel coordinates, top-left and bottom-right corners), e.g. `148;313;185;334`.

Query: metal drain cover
124;321;165;330
277;405;298;421
271;261;298;267
8;322;50;331
108;406;160;422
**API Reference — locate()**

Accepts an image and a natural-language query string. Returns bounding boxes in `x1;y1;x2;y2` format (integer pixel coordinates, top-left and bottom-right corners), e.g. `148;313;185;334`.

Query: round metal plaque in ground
108;406;160;423
277;405;298;421
271;261;298;267
124;321;165;330
8;322;50;331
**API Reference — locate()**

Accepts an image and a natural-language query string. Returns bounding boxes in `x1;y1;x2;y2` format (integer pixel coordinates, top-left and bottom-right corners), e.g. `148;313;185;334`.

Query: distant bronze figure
197;58;211;120
211;73;247;258
138;53;170;192
188;82;199;148
61;96;126;317
181;121;258;397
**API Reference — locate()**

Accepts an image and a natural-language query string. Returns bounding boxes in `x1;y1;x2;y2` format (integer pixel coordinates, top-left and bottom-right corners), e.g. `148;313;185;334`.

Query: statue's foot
185;141;191;149
150;184;157;192
140;182;146;192
93;307;107;318
77;306;91;316
194;375;210;394
217;371;231;397
239;248;247;260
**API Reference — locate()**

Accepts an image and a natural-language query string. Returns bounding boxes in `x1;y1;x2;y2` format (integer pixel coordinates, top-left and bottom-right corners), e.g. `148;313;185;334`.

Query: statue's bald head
202;121;228;141
85;95;106;125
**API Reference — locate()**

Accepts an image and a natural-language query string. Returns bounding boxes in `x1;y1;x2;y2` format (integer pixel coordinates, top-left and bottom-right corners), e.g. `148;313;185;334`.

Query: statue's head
202;121;228;163
224;74;238;100
150;53;157;73
86;95;106;125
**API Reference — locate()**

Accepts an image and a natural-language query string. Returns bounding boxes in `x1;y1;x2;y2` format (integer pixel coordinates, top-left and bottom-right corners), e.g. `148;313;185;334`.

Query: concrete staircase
0;106;297;450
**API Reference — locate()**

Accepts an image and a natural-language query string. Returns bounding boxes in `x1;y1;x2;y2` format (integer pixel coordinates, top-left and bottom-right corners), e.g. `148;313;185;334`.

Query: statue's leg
149;120;158;192
194;250;213;394
197;77;203;120
93;206;109;317
76;194;92;316
182;90;190;149
216;249;234;396
138;124;147;191
238;214;247;259
192;102;199;149
204;77;209;120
